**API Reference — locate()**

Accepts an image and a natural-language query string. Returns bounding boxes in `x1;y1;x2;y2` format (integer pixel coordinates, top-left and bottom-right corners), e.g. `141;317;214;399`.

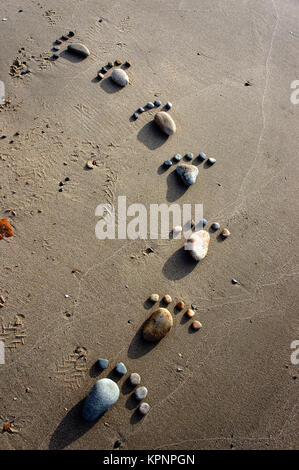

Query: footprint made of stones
94;60;131;92
83;360;150;424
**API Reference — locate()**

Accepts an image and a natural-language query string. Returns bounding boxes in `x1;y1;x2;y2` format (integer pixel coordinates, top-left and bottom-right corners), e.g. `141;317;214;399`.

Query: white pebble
135;386;148;401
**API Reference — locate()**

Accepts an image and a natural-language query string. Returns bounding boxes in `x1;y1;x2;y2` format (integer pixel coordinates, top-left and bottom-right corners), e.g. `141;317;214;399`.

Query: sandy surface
0;0;298;450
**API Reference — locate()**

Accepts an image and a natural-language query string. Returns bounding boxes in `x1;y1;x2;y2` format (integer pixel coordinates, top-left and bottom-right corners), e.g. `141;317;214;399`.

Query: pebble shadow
162;246;198;281
125;392;139;411
100;77;122;94
130;409;144;425
137;120;168;150
166;170;189;202
89;360;102;378
49;399;96;450
127;319;158;359
59;50;86;63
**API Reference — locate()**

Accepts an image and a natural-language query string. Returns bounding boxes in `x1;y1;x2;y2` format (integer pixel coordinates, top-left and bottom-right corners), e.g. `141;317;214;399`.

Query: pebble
115;362;127;376
68;31;75;38
163;294;172;304
133;112;139;120
165;101;172;110
176;163;198;186
82;378;120;421
143;308;173;342
52;54;59;60
111;68;129;87
173;153;182;162
208;157;216;164
154;100;161;107
176;301;185;310
107;61;113;68
139;402;150;415
177;368;184;372
154;111;176;135
98;358;109;370
211;222;220;230
232;279;239;285
186;308;195;318
86;160;94;169
221;228;230;238
198;152;206;161
149;293;159;302
199;218;207;227
115;59;122;66
124;60;131;68
185;230;210;261
164;160;173;167
135;386;148;401
138;107;145;113
130;373;141;386
146;102;155;109
67;43;90;58
101;66;108;73
185;152;193;161
192;320;202;330
98;72;104;80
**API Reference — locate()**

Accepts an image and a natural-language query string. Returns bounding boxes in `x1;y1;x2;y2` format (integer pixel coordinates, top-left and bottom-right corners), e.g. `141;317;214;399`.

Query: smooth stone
208;157;216;164
173;225;182;237
67;43;90;58
211;222;220;231
199;218;207;227
185;230;210;261
142;308;173;342
221;228;230;238
130;373;141;386
146;102;155;109
165;101;172;110
176;164;198;186
133;112;139;120
232;279;239;285
86;160;94;169
101;66;108;73
98;72;104;80
107;61;113;68
185;152;193;160
163;294;172;304
154;111;176;136
164;160;173;167
138;107;145;113
192;320;202;330
98;358;109;370
115;362;127;375
82;378;120;421
150;293;159;302
135;386;148;400
139;402;150;415
111;68;129;87
186;308;195;318
154;100;161;107
173;153;182;162
176;301;185;310
198;152;206;161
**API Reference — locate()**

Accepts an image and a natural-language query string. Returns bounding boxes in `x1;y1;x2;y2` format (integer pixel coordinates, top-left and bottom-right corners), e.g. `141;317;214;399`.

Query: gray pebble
154;100;161;107
130;373;141;386
67;43;90;58
98;358;109;370
208;157;216;164
198;152;206;161
165;101;172;110
146;102;155;109
173;154;182;162
139;402;150;415
185;152;193;160
101;66;108;73
133;113;139;120
138;107;145;113
135;386;148;400
115;362;127;375
211;222;220;230
164;160;173;167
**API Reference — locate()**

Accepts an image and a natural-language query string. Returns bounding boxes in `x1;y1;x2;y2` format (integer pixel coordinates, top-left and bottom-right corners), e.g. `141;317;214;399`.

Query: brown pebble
192;320;202;330
98;72;104;80
163;294;172;304
221;228;230;238
115;59;122;66
176;300;185;310
186;308;195;318
124;60;131;67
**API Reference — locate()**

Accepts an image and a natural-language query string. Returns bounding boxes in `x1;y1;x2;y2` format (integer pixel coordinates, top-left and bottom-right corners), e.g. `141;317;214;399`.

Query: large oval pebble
184;230;210;261
111;68;129;87
142;308;173;342
154;111;176;136
67;43;90;58
82;378;120;421
176;164;198;186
